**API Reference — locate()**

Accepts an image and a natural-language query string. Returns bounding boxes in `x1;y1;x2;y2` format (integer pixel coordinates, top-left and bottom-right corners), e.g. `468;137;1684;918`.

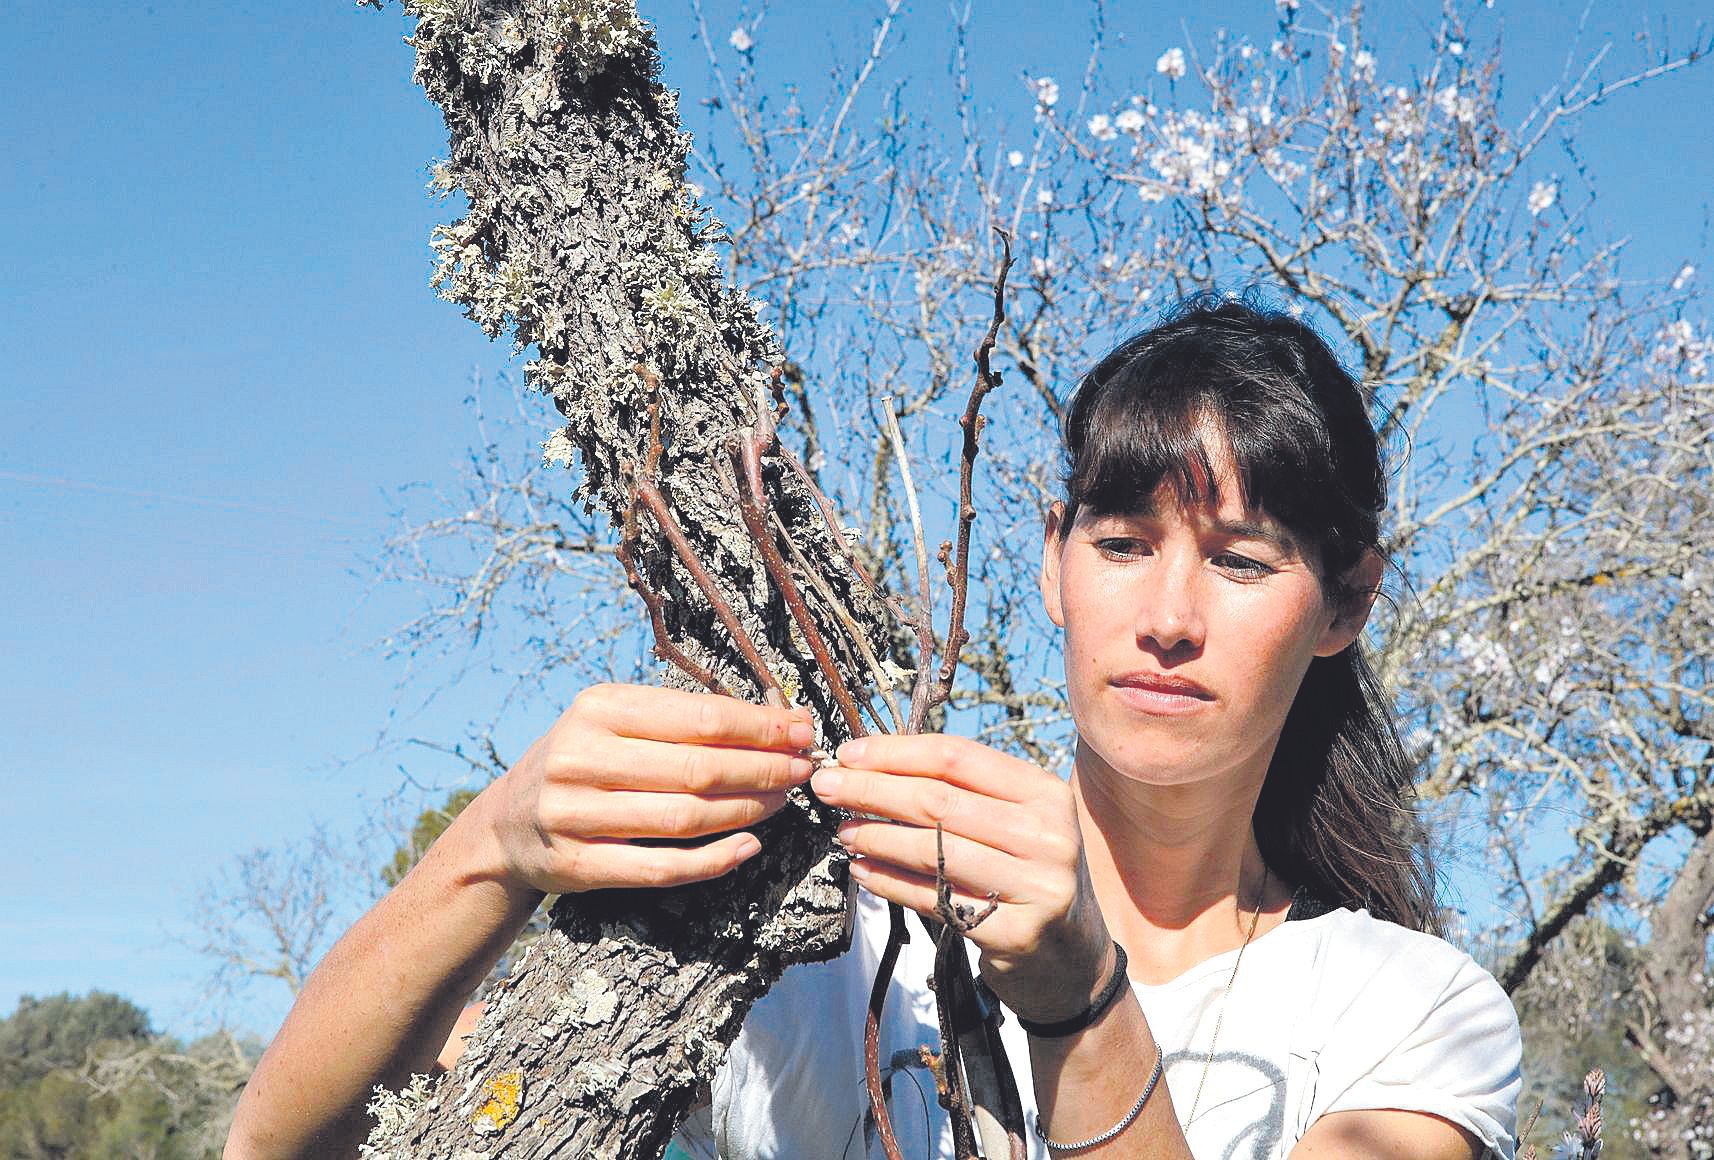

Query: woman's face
1040;440;1376;792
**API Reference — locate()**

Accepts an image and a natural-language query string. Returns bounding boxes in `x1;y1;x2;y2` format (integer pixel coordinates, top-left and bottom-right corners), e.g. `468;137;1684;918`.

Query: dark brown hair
1061;291;1439;933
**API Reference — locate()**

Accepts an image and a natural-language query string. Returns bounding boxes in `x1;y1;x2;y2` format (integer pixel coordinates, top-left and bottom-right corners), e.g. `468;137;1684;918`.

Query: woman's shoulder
1282;907;1522;1153
1278;904;1520;1067
1290;904;1499;989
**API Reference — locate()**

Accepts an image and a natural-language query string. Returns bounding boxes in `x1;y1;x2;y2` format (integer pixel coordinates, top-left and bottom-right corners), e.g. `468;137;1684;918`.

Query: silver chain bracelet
1034;1042;1165;1152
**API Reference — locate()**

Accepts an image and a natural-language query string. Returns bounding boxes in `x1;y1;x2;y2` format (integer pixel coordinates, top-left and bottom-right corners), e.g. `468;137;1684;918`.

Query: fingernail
837;739;868;765
788;721;815;748
836;821;858;845
735;834;762;861
811;767;844;796
788;756;815;781
847;858;871;881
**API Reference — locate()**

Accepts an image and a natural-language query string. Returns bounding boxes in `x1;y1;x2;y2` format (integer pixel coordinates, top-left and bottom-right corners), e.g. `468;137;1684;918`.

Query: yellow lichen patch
470;1069;525;1136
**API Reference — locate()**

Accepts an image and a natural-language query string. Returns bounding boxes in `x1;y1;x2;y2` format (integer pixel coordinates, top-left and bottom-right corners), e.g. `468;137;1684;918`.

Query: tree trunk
360;1;891;1154
1627;825;1714;1158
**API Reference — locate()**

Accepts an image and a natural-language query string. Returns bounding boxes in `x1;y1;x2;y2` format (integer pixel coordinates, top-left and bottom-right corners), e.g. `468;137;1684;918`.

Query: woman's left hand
812;733;1115;1024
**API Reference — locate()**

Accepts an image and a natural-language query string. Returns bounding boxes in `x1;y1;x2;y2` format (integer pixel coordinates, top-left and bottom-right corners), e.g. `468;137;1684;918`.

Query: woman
228;296;1521;1158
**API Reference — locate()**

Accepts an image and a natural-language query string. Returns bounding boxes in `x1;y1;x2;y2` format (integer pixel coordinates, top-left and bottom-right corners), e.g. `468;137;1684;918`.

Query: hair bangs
1069;372;1229;520
1062;305;1377;583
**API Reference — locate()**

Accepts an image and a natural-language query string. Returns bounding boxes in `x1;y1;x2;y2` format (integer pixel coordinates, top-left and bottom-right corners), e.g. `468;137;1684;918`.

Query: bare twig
882;397;942;734
734;391;868;733
864;902;912;1160
618;374;732;696
930;229;1015;712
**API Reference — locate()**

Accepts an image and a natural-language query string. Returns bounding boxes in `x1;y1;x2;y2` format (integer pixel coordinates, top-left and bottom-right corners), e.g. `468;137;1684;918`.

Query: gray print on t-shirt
1169;1049;1285;1160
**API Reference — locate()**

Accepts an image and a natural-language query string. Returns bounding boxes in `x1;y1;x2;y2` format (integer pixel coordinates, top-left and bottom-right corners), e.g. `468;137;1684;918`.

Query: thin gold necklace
1182;867;1270;1128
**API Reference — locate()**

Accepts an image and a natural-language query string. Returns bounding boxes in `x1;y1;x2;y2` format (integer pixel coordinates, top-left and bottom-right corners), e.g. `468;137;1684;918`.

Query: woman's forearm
1028;996;1195;1158
226;785;542;1159
226;687;813;1157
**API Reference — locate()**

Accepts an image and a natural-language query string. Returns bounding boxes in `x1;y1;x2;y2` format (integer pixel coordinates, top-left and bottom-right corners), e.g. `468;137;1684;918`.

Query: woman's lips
1110;672;1214;715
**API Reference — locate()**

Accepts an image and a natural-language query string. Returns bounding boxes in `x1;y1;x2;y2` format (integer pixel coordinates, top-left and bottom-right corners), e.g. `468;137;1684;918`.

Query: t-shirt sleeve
1320;953;1522;1157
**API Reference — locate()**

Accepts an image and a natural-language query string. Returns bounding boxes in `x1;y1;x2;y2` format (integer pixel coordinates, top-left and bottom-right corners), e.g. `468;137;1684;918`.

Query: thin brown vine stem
864;901;911;1160
734;421;868;735
633;479;784;704
617;496;731;697
770;506;908;734
615;373;732;696
928;824;1002;1160
931;229;1015;708
780;443;883;591
916;230;1031;1159
931;935;982;1160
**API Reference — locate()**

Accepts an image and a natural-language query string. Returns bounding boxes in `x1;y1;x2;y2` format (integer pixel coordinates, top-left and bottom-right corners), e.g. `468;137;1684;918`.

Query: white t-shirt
675;887;1521;1159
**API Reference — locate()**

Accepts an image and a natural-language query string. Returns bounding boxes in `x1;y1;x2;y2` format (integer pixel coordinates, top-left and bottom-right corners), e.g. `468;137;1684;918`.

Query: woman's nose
1135;557;1205;656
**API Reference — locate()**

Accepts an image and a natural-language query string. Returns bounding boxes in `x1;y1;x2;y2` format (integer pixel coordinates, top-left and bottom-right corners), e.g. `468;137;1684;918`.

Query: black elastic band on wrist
1010;940;1129;1039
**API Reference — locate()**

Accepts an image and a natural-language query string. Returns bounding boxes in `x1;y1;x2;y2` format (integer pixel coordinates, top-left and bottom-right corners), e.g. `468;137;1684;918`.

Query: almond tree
359;0;1714;1155
355;0;1019;1154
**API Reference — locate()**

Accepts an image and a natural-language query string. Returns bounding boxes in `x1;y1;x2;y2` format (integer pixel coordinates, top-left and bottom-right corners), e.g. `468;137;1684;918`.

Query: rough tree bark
1626;826;1714;1157
358;1;894;1155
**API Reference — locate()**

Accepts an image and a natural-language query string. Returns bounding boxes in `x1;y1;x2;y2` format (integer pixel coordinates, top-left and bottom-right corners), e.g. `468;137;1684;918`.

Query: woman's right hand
479;683;818;895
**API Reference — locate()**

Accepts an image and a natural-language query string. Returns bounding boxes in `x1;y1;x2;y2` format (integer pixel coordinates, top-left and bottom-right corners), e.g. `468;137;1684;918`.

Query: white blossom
1115;108;1146;134
1006;149;1025;168
1454;631;1513;680
1353;49;1377;81
1434;84;1476;124
1032;76;1060;109
1449;39;1465;57
1527;179;1558;217
1035;187;1055;206
1156;47;1187;80
1653;319;1714;378
1144;108;1238;196
1087;113;1117;141
1672;263;1697;291
727;27;753;53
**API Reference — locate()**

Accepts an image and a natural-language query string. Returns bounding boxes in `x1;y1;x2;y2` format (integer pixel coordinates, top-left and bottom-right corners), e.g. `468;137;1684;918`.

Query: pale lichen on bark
358;0;889;1154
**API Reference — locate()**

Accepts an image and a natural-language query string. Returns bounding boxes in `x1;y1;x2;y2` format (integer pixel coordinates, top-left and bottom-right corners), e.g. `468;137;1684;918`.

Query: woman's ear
1314;549;1385;657
1040;502;1067;629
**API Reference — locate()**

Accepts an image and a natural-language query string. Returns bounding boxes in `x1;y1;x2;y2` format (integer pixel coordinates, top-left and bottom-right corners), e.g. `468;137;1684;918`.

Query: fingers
837;818;1036;903
833;734;1044;804
843;856;1001;930
574;684;814;751
564;832;763;892
563;734;815;795
551;788;790;840
811;763;1073;863
839;821;1087;962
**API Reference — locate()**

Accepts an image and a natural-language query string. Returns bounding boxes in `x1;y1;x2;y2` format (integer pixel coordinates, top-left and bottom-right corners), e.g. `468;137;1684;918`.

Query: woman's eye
1096;537;1149;558
1213;552;1272;576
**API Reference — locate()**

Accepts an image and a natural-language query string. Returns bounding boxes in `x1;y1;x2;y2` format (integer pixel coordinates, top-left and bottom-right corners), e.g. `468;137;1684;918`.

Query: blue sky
2;2;1710;1040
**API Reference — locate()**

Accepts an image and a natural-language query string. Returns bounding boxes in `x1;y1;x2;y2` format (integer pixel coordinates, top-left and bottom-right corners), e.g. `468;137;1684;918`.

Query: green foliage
1512;919;1658;1157
0;992;255;1159
382;787;479;888
0;991;150;1088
